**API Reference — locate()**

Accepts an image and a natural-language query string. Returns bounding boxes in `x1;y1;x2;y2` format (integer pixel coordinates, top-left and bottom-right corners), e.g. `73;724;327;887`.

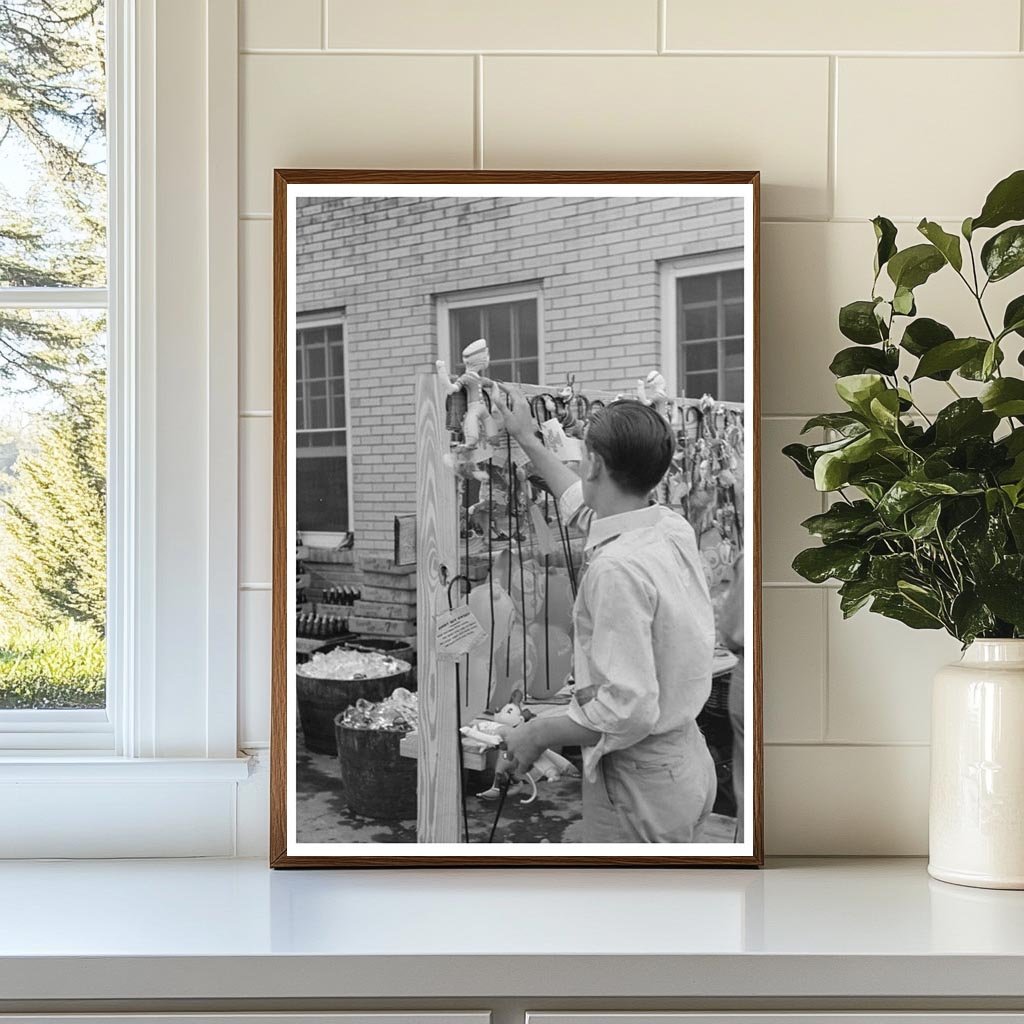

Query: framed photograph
271;170;762;867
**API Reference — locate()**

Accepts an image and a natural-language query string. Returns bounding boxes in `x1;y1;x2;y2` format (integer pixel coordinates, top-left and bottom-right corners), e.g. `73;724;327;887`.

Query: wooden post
415;371;461;843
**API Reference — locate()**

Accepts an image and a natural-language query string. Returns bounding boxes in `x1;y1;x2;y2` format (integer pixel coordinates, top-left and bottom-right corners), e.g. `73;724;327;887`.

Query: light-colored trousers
582;719;716;843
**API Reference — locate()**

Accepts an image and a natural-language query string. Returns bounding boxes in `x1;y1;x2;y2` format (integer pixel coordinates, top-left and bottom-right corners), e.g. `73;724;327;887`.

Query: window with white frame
0;1;109;726
296;311;350;537
439;285;542;385
662;257;744;404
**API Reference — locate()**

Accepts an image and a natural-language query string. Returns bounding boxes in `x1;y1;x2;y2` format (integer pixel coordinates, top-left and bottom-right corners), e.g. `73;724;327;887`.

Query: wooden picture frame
271;170;762;867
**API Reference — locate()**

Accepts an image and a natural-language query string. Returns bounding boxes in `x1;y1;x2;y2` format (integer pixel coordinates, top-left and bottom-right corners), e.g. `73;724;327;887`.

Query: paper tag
508;438;531;468
558;436;583;463
436;605;488;660
540;420;582;463
529;503;557;556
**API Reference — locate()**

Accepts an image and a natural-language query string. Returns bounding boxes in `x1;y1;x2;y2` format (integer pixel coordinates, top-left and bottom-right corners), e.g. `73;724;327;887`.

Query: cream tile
241;0;321;50
836;59;1024;220
762;588;825;743
483;56;830;219
328;0;657;50
826;595;962;744
240;220;272;411
239;589;272;746
240;416;273;586
765;744;929;854
761;417;824;584
240;55;474;214
666;0;1020;52
762;221;1024;416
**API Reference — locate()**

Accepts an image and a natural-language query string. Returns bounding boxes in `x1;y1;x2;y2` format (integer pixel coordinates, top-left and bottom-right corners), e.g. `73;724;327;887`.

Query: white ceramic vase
929;639;1024;889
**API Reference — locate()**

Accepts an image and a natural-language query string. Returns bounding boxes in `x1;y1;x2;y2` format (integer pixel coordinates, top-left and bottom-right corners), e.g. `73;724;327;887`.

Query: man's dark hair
585;399;675;496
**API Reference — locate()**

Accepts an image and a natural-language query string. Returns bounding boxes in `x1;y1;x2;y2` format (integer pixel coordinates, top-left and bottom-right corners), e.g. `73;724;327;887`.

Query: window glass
0;3;108;711
296;317;348;532
448;298;539;385
676;268;744;402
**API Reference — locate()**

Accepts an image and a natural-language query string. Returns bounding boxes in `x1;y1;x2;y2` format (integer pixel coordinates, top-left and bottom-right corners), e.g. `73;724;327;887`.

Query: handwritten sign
435;605;488;660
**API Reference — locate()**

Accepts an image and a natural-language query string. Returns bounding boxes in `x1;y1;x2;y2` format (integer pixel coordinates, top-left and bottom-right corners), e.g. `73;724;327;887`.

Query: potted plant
785;169;1024;889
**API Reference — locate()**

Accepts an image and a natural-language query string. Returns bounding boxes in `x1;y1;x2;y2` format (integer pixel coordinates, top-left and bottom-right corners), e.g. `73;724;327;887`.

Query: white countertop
1;857;1023;1001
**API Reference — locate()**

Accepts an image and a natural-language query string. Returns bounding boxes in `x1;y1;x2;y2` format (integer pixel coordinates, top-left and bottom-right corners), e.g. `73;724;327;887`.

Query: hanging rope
485;460;496;711
487;771;513;844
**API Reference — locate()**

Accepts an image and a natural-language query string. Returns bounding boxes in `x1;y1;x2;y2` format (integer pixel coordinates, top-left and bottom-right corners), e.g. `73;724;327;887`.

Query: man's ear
585;448;604;483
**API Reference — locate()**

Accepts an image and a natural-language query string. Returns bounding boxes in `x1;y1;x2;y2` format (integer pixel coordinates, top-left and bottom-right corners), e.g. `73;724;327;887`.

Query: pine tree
0;375;105;631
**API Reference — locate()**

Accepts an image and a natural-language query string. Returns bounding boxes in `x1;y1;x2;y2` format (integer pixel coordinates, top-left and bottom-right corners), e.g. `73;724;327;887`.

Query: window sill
0;754;252;782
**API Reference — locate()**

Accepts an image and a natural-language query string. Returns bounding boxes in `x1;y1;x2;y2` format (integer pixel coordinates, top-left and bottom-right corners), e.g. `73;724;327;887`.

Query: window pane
332;395;346;425
724;301;744;338
681;305;717;341
724;337;745;369
516;359;539;385
723;370;744;404
305;344;326;379
678;275;717;305
685;370;718;400
482;304;512;363
0;310;106;709
450;307;482;357
0;4;107;288
721;269;743;299
682;340;718;373
330;342;345;378
326;324;343;344
297;455;349;532
514;299;538;357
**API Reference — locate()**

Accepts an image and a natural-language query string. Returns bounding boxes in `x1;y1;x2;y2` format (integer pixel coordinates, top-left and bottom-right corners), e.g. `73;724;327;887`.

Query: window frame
0;6;121;752
295;310;352;548
436;282;545;387
659;250;745;403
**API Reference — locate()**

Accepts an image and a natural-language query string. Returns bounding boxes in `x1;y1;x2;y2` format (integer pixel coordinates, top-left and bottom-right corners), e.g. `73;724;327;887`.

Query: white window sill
0;755;252;782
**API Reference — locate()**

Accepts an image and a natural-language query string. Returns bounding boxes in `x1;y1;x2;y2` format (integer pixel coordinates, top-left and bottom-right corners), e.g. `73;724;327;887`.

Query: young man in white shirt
492;385;718;844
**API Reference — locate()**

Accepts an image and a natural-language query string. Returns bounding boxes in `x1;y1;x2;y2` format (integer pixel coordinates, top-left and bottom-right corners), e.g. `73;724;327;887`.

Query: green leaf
917;219;963;272
800;501;879;543
908;500;942;539
900;317;955;361
829;345;899;378
872;216;898;278
814;450;850;491
877;479;958;524
962;216;974;241
982;341;1000;381
971;168;1024;232
892;286;916;316
800;412;865;435
980;378;1024;418
1003;295;1024;339
868;389;902;430
959;344;1004;381
792;542;866;584
976;578;1024;629
839;300;886;345
950;593;995;644
887;243;946;291
835;373;886;414
782;442;815;479
838;578;876;617
981;225;1024;282
933;399;999;445
911;337;987;380
868;552;915;587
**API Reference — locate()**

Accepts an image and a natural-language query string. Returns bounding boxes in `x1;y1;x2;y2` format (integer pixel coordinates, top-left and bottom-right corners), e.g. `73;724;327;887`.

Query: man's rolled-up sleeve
556;478;592;536
567;561;659;767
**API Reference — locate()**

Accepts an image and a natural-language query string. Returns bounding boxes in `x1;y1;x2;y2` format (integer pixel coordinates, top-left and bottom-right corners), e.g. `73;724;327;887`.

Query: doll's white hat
462;337;488;361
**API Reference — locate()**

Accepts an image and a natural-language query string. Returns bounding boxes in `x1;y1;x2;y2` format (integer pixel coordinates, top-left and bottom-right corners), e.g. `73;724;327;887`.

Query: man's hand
492;383;537;446
501;720;547;777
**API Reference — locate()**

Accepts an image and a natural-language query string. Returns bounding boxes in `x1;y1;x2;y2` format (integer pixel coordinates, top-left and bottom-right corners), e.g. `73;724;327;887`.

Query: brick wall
295;195;743;558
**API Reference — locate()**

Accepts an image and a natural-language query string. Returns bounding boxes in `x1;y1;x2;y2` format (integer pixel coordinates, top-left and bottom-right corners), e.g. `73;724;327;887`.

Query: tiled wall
237;0;1024;853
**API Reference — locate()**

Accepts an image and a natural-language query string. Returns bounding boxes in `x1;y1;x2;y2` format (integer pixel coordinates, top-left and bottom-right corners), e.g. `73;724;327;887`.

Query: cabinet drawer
528;1017;1024;1024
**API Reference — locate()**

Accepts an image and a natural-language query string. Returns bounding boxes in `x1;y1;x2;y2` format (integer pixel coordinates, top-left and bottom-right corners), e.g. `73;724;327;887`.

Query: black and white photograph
272;172;761;866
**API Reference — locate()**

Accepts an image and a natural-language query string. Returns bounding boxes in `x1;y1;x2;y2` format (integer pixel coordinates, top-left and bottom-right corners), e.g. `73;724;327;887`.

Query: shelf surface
1;856;1024;1001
